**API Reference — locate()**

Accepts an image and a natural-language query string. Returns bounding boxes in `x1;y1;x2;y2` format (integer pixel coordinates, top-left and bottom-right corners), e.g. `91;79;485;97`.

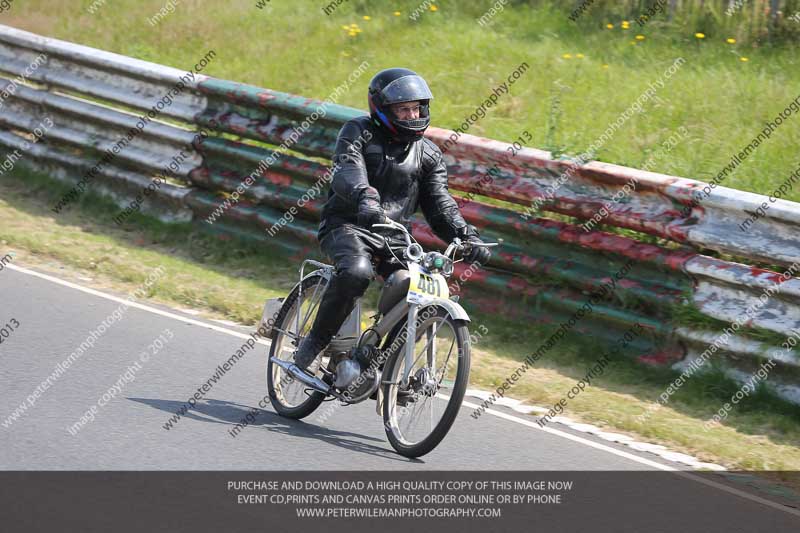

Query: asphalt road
0;263;670;471
1;262;800;529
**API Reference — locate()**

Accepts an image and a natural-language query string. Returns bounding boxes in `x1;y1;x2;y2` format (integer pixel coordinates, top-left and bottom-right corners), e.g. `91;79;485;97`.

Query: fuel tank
378;269;410;315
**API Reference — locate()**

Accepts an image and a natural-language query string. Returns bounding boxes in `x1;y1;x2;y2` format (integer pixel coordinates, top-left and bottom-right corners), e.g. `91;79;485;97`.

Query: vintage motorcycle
261;218;498;458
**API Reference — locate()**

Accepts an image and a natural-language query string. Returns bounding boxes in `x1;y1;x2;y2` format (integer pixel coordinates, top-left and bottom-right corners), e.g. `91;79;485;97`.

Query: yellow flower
635;34;645;40
576;53;585;58
341;25;349;30
562;53;572;59
430;4;438;11
348;31;358;36
363;15;370;20
602;64;609;69
622;20;630;29
726;38;736;44
394;11;401;16
350;23;358;28
630;40;637;45
740;56;749;62
622;20;629;24
341;51;350;56
606;23;614;29
695;32;705;39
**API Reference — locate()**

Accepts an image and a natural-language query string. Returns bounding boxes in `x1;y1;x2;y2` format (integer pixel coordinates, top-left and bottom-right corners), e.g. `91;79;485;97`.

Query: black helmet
368;68;433;143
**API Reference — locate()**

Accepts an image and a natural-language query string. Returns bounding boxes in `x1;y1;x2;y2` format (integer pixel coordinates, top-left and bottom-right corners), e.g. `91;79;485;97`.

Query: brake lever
456;238;502;262
459;238;502;250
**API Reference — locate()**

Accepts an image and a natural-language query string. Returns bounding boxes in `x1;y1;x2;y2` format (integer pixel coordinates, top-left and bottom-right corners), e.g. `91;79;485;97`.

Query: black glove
465;237;491;266
458;225;491;266
356;186;386;229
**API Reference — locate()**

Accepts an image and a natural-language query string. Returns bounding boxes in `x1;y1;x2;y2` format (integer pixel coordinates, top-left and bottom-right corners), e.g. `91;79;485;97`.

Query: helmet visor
380;75;433;105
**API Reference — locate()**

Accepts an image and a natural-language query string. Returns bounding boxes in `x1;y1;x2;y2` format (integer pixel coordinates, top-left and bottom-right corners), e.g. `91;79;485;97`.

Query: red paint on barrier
637;348;684;366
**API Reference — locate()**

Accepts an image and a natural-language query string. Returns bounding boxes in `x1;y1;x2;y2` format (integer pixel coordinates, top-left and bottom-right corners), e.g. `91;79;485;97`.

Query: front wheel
381;305;471;458
266;272;331;419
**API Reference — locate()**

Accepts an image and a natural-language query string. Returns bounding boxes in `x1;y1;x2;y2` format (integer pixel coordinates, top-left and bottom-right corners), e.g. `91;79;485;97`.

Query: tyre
381;305;471;458
266;273;332;419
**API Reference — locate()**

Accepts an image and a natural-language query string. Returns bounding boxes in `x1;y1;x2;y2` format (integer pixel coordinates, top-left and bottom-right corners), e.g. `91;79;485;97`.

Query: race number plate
407;262;449;304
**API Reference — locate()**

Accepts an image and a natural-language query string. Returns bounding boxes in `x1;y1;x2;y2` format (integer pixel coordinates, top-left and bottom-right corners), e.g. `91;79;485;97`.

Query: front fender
426;298;471;323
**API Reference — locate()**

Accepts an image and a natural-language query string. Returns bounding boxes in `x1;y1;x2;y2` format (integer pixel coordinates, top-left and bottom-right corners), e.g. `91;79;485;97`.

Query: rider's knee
335;256;373;296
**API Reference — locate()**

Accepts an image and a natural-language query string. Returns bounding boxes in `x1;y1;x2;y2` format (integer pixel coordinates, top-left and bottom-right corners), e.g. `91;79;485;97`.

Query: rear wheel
381;305;471;458
266;273;331;419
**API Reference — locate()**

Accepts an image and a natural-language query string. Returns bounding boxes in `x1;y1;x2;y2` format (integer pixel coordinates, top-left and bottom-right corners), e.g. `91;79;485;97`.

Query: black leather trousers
307;224;407;343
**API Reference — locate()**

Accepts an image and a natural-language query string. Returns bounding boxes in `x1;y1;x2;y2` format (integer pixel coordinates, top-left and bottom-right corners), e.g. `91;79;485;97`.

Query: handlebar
371;217;409;245
371;217;502;265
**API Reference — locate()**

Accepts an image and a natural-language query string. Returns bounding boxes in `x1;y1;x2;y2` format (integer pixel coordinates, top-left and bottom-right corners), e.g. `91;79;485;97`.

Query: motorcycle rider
291;67;492;371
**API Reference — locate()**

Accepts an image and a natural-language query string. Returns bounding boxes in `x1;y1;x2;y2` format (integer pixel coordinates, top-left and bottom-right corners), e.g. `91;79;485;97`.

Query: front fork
399;303;437;389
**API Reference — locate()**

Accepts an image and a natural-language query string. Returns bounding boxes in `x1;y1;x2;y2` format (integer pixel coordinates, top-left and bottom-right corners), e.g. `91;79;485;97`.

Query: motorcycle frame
295;258;470;391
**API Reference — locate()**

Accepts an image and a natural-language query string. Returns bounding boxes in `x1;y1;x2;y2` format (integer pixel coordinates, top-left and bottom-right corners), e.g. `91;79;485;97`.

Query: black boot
292;256;372;370
292;330;333;370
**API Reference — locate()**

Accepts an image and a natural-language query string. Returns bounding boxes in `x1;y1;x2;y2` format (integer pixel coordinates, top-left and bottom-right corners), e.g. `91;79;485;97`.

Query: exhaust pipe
270;356;337;397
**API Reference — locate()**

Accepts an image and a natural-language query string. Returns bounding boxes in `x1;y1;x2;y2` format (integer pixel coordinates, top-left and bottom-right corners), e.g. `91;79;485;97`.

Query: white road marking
454;399;800;518
7;262;800;518
451;395;675;470
4;263;270;346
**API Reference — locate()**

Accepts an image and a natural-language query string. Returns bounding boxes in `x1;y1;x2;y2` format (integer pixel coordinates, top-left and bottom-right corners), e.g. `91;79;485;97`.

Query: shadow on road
130;397;420;464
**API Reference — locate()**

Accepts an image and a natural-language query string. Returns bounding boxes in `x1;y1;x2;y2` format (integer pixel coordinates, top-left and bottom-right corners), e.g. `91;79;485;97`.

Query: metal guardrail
436;129;800;267
1;24;798;404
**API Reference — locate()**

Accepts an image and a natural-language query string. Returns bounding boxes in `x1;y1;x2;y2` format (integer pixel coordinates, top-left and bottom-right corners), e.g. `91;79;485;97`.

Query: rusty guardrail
0;24;798;405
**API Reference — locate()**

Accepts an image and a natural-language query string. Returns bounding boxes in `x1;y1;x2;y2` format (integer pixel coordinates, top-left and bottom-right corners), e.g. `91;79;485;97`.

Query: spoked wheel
266;273;332;419
382;305;471;458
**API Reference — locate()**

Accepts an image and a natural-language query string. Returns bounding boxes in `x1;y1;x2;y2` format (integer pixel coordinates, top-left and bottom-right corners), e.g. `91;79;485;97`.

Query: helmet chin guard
368;68;433;142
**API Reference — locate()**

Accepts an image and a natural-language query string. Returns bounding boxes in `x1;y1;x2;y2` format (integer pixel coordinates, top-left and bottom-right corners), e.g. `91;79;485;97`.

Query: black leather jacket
317;116;476;244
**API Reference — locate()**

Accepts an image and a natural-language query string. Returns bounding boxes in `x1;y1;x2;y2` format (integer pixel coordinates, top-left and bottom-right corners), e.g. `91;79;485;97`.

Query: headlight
405;243;424;261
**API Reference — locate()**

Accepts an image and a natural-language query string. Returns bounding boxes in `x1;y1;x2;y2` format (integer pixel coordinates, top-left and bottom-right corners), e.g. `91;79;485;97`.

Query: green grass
3;0;798;203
